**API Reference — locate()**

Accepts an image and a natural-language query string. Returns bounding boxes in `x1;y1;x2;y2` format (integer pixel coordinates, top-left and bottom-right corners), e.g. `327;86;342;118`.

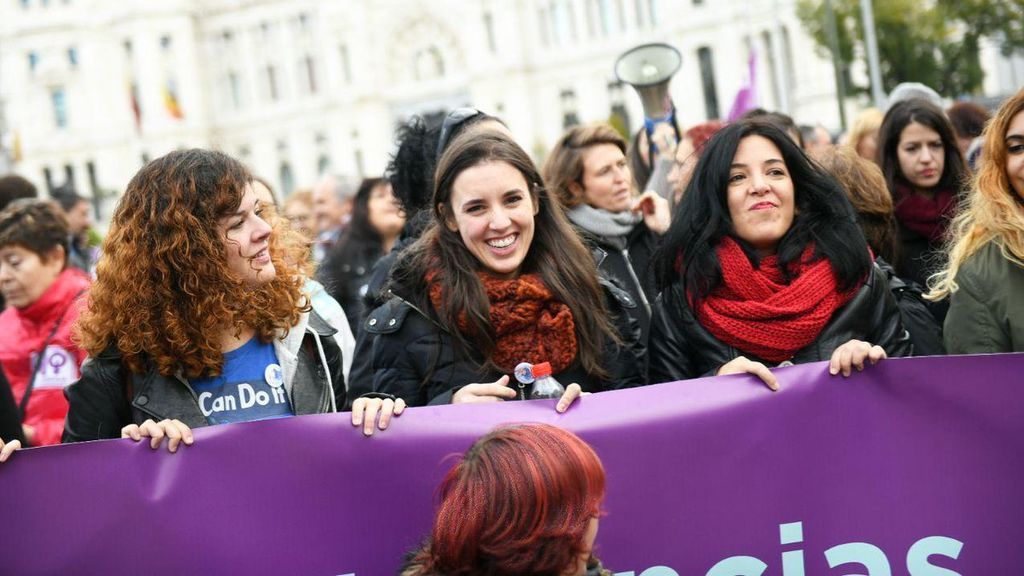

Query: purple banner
2;354;1022;575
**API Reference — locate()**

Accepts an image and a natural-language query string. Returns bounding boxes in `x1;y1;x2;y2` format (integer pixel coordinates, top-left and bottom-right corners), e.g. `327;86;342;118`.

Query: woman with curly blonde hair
63;149;362;451
927;88;1024;353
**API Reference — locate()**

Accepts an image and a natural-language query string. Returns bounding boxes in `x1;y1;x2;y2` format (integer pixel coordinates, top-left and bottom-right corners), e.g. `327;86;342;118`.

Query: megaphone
614;43;681;121
614;43;681;205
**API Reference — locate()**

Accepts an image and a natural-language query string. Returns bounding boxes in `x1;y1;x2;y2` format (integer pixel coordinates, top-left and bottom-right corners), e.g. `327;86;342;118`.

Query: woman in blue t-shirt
62;149;401;452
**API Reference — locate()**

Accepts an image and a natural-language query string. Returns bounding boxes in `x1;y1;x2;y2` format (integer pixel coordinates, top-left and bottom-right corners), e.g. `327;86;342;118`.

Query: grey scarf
567;204;642;250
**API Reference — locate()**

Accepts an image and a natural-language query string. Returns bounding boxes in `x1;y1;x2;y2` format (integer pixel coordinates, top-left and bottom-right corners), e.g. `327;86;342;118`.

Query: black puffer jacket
363;279;646;406
648;263;912;384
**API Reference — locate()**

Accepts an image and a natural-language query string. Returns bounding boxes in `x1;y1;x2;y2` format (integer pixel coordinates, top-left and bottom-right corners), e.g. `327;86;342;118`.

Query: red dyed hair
414;424;605;576
685;120;725;155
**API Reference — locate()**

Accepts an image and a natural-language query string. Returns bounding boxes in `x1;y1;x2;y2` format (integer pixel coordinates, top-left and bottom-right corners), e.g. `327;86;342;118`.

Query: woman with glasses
543;123;669;343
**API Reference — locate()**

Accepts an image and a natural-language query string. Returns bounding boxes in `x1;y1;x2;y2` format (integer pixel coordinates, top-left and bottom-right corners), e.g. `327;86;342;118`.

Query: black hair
654;119;871;302
50;184;85;213
877;98;968;195
386;117;441;216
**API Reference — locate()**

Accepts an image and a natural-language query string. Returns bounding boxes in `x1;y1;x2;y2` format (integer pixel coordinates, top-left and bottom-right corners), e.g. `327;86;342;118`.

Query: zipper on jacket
621;247;651;315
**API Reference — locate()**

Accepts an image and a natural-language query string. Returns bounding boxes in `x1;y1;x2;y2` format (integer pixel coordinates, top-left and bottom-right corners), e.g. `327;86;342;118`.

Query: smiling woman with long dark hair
359;130;644;409
649;119;910;388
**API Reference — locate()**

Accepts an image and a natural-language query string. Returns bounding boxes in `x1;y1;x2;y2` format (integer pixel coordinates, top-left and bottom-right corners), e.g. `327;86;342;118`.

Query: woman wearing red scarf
877;99;968;323
359;130;645;410
649;119;911;388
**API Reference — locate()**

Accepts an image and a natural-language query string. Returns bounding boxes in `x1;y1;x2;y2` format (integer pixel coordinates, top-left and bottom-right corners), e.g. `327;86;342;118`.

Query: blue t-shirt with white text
191;337;294;425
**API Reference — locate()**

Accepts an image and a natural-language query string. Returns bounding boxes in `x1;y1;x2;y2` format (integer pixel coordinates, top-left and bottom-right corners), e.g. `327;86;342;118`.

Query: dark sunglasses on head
437;107;483;162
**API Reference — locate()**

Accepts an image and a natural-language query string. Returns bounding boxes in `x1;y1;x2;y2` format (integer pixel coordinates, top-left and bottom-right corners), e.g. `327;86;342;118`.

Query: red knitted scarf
427;271;578;373
893;184;956;242
695;237;860;363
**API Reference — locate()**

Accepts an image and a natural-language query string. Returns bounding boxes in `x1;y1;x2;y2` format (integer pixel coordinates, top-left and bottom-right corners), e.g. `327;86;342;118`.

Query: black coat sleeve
343;323;376;410
648;286;698;384
62;353;133;443
322;333;347;412
600;280;648;390
0;367;25;444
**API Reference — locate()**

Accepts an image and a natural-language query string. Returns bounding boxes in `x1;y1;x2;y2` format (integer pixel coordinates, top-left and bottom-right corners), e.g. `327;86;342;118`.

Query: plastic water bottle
528;362;565;400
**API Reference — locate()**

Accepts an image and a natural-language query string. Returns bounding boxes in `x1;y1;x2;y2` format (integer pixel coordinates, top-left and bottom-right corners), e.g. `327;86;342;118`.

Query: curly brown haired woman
63;149;361;451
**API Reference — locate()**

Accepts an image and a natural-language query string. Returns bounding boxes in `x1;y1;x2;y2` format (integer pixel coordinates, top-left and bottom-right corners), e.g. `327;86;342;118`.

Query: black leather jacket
648;263;912;384
62;311;346;443
575;222;659;343
359;278;647;407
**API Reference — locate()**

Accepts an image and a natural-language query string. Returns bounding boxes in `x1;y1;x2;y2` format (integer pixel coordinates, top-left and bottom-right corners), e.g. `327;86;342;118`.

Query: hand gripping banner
2;354;1022;575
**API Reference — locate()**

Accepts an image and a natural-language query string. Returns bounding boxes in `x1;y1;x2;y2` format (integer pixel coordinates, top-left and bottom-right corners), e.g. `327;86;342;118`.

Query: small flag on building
12;131;22;163
163;78;184;120
128;81;142;132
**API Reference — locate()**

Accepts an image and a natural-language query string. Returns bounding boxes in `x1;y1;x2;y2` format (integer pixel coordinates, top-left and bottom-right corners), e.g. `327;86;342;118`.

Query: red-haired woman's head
415;423;605;576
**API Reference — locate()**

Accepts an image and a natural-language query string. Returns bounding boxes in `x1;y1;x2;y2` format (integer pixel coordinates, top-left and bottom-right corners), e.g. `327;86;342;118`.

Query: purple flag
2;354;1022;575
728;50;759;121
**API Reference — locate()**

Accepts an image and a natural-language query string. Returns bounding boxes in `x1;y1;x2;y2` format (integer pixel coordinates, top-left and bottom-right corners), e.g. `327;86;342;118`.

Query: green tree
795;0;1013;98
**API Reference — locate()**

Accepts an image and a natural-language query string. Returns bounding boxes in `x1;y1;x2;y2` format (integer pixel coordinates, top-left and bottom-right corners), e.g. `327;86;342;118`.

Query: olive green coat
944;240;1024;353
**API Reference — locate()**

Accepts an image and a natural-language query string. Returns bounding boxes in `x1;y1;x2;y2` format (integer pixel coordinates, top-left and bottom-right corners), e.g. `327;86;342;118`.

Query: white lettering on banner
332;522;963;576
332;527;964;576
29;345;79;389
698;522;963;576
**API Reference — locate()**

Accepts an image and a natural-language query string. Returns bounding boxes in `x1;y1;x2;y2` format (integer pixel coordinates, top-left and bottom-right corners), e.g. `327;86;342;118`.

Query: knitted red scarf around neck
695;237;860;363
427;271;578;374
893;184;956;242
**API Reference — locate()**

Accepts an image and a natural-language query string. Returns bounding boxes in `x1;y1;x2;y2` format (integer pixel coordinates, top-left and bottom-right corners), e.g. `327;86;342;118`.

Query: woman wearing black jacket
320;177;404;333
649;120;910;387
543;123;669;343
361;130;646;408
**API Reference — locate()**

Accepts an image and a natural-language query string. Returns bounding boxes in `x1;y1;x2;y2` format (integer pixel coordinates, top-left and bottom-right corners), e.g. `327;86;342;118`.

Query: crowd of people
1;81;1022;573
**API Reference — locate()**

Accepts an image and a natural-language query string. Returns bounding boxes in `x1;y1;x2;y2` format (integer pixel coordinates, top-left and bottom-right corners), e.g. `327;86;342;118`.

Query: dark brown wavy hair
392;131;619;378
76;149;309;378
